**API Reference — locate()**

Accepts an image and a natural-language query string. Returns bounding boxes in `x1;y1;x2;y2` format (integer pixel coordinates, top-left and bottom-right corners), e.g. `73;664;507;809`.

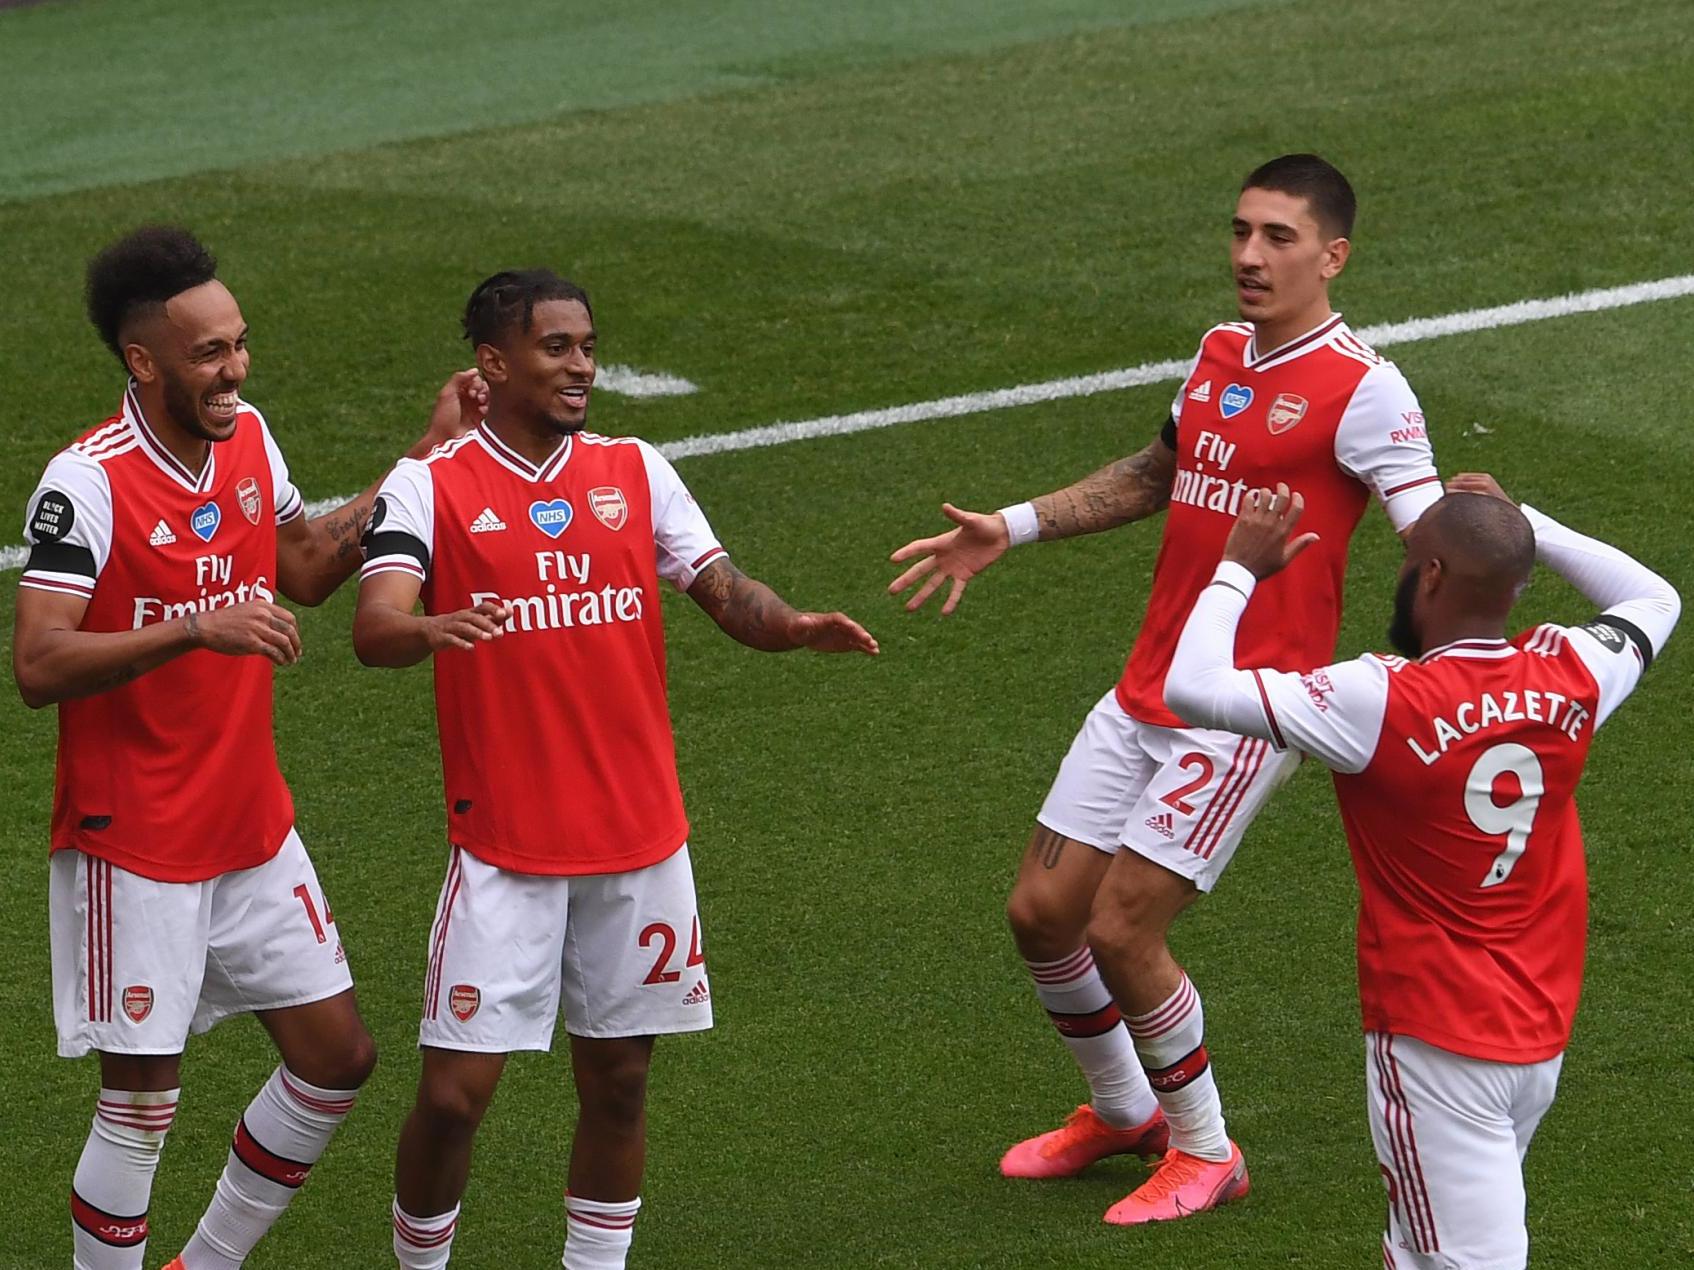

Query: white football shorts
1037;688;1300;891
49;829;354;1058
418;843;712;1052
1367;1031;1562;1270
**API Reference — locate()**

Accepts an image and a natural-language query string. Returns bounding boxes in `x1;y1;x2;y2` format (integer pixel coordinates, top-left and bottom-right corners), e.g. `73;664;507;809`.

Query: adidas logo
148;519;176;546
682;979;710;1006
1187;379;1213;403
1144;812;1176;840
469;507;506;533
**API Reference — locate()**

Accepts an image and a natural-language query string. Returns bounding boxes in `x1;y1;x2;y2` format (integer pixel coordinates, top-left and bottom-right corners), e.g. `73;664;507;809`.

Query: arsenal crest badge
449;984;481;1022
237;476;263;525
123;985;154;1023
1266;393;1309;435
589;486;628;531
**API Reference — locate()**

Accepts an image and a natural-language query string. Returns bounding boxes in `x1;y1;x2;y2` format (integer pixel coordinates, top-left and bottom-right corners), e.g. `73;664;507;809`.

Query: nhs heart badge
1218;384;1253;419
528;498;574;539
190;501;221;543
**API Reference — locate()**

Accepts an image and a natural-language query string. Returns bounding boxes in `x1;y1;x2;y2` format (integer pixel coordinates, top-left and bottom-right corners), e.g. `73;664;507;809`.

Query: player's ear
1321;236;1350;280
124;341;157;384
1421;556;1446;596
473;342;508;385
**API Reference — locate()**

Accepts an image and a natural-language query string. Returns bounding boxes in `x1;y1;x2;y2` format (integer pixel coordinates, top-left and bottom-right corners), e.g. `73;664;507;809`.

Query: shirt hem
50;821;293;884
452;826;688;878
1360;1013;1568;1065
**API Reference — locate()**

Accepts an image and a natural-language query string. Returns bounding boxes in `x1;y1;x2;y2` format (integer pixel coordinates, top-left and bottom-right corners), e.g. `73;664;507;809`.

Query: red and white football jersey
1234;607;1646;1063
361;424;725;877
19;385;303;883
1119;316;1441;727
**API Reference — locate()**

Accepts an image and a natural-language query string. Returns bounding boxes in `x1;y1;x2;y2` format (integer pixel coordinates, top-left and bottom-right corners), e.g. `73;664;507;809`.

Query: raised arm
1164;482;1383;773
687;559;878;654
1448;473;1679;727
276;369;486;606
888;428;1177;615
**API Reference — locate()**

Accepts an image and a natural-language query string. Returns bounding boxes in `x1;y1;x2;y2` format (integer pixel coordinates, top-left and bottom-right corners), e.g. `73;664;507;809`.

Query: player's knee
414;1072;496;1140
576;1049;651;1127
1085;902;1159;972
335;1029;379;1089
1006;880;1083;959
292;1026;377;1091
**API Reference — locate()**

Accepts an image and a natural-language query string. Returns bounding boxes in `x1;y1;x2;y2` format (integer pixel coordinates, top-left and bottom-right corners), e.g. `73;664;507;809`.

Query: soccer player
889;155;1444;1222
1164;478;1678;1266
12;225;483;1270
353;269;878;1270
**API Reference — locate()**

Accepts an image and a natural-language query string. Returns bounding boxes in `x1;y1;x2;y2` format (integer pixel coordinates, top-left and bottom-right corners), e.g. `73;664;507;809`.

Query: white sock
563;1194;640;1270
1025;948;1158;1127
179;1067;357;1269
394;1199;459;1269
71;1087;178;1270
1125;972;1230;1161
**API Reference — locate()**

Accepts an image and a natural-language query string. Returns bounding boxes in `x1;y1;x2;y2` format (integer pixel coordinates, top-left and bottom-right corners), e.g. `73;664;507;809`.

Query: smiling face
1230;186;1349;331
480;298;596;435
124;280;250;442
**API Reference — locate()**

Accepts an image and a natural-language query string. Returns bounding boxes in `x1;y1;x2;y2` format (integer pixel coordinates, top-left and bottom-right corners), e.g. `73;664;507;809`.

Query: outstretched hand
1222;482;1320;581
787;610;880;655
888;502;1010;615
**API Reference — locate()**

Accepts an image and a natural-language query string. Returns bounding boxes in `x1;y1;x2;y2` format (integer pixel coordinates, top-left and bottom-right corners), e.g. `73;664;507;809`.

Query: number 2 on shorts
1159;753;1216;816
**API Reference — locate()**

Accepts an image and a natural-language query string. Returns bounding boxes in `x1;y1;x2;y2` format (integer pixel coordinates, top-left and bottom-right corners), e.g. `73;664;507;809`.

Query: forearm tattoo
1032;441;1175;540
90;662;145;692
690;559;800;651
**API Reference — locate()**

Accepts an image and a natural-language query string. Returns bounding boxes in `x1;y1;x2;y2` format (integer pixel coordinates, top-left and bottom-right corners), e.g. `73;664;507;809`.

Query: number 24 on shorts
639;918;704;985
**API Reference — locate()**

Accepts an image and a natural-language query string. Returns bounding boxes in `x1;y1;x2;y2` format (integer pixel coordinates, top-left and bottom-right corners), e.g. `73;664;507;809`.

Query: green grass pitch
2;0;1691;1265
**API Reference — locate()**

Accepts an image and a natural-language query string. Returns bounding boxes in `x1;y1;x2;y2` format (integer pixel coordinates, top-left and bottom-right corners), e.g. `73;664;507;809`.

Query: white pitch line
665;273;1694;460
5;273;1691;574
596;363;698;398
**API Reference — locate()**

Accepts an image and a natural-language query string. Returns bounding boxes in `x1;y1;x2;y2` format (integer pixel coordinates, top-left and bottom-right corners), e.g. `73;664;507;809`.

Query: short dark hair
85;226;220;364
1427;492;1537;588
1242;154;1356;239
463;269;593;348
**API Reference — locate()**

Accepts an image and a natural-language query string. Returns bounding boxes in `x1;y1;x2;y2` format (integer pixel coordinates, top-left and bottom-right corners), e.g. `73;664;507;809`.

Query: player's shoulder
415;430;481;468
234;396;271;431
577;430;652;461
577;430;644;448
1197;320;1253;352
1514;623;1572;656
65;414;135;466
39;430;121;501
1518;620;1627;675
1325;323;1391;372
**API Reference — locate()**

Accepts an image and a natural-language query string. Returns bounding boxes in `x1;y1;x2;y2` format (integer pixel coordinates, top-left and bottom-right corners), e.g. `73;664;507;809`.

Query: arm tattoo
90;663;145;692
1029;826;1068;870
1031;440;1176;540
185;611;200;641
688;559;801;651
320;501;372;564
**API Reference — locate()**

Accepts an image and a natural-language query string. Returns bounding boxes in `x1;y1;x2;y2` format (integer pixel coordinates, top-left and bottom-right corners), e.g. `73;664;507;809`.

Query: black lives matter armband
1578;615;1656;672
1160;414;1178;451
360;495;430;571
25;489;96;577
